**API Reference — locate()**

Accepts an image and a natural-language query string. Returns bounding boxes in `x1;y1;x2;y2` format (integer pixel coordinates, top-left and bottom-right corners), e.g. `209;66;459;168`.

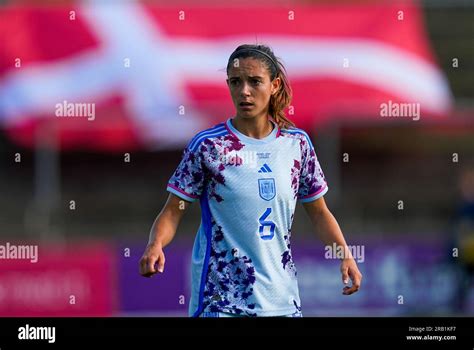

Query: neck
232;114;274;139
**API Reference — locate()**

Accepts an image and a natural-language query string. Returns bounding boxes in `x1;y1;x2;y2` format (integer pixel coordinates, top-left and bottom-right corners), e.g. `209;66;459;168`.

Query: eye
251;79;261;85
229;79;240;86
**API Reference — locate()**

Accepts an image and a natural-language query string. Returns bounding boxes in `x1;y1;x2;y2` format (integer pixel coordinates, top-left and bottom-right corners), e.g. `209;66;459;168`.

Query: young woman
139;44;362;317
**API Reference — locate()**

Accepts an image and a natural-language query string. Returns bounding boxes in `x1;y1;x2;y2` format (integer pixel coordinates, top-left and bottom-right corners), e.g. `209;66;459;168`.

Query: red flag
0;2;452;151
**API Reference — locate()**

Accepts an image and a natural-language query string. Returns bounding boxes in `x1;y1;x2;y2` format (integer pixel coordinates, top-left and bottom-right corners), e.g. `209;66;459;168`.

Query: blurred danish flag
0;2;452;151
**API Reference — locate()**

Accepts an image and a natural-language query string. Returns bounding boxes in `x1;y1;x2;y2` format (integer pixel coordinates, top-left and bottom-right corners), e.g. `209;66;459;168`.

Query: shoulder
279;127;314;149
186;122;230;152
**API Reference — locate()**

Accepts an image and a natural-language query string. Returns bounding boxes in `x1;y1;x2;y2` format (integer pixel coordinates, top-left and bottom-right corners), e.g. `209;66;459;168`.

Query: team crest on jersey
258;178;276;201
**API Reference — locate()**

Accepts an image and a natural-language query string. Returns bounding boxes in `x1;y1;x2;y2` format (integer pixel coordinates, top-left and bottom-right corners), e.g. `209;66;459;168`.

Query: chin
237;109;262;119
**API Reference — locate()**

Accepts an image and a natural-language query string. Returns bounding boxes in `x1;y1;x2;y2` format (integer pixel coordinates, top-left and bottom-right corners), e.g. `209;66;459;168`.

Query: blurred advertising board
0;241;117;316
117;237;470;316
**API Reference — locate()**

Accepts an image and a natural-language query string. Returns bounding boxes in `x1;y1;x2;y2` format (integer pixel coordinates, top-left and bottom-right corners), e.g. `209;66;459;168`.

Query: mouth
239;102;254;109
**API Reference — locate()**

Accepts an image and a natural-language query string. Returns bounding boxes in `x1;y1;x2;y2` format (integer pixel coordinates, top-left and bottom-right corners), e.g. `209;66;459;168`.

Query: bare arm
147;193;190;249
139;193;191;277
303;196;362;295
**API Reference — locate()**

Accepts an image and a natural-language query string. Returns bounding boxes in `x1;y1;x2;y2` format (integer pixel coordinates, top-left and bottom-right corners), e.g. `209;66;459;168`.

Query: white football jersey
167;117;328;317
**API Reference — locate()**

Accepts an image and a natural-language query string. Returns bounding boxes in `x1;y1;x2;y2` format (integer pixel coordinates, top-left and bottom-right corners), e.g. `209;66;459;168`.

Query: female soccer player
139;44;362;317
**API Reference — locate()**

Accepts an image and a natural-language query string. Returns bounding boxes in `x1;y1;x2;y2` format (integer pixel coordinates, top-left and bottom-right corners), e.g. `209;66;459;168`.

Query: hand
139;244;166;278
340;258;362;295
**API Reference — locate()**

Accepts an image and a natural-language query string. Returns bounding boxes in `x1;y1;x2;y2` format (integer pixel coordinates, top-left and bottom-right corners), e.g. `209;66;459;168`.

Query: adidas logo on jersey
258;164;272;173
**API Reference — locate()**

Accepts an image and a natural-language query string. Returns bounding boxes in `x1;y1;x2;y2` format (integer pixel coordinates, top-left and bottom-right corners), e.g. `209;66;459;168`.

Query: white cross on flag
0;2;452;151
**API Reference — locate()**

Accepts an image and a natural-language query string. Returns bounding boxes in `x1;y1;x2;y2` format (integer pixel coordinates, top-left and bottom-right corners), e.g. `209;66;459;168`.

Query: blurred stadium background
0;0;473;316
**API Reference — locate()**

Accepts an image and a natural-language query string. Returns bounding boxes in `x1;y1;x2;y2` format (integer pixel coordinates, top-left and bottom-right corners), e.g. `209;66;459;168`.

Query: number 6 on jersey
258;208;276;240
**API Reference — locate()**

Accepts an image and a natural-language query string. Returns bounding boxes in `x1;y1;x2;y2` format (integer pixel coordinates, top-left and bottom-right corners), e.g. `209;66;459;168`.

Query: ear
271;77;281;95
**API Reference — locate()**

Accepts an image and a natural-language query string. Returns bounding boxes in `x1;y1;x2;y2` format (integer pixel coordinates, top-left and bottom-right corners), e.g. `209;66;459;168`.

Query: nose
239;82;251;97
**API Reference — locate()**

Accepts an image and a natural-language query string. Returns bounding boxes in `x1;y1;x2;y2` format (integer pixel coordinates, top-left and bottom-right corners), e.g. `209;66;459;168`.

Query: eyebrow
228;76;264;80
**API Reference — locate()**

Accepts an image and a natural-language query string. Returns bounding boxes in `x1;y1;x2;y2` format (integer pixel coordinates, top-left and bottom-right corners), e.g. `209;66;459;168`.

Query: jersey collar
225;117;280;144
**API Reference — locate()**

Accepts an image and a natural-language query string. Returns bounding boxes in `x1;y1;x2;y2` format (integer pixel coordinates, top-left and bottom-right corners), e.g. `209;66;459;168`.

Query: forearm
148;195;188;248
147;209;182;249
146;193;190;249
303;196;362;292
310;208;353;259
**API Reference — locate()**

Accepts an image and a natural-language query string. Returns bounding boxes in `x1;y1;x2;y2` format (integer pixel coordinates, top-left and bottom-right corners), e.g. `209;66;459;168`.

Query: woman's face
227;57;280;120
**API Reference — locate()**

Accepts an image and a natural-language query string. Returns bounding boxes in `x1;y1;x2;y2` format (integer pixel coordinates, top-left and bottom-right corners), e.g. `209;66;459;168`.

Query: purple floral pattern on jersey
203;134;244;202
290;159;301;199
281;130;327;199
300;147;325;197
169;131;244;203
281;213;297;278
292;299;302;316
203;220;257;316
169;147;205;199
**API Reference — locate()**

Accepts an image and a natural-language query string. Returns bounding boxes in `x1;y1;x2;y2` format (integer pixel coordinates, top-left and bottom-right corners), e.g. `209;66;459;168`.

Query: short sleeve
167;142;206;202
297;135;328;203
